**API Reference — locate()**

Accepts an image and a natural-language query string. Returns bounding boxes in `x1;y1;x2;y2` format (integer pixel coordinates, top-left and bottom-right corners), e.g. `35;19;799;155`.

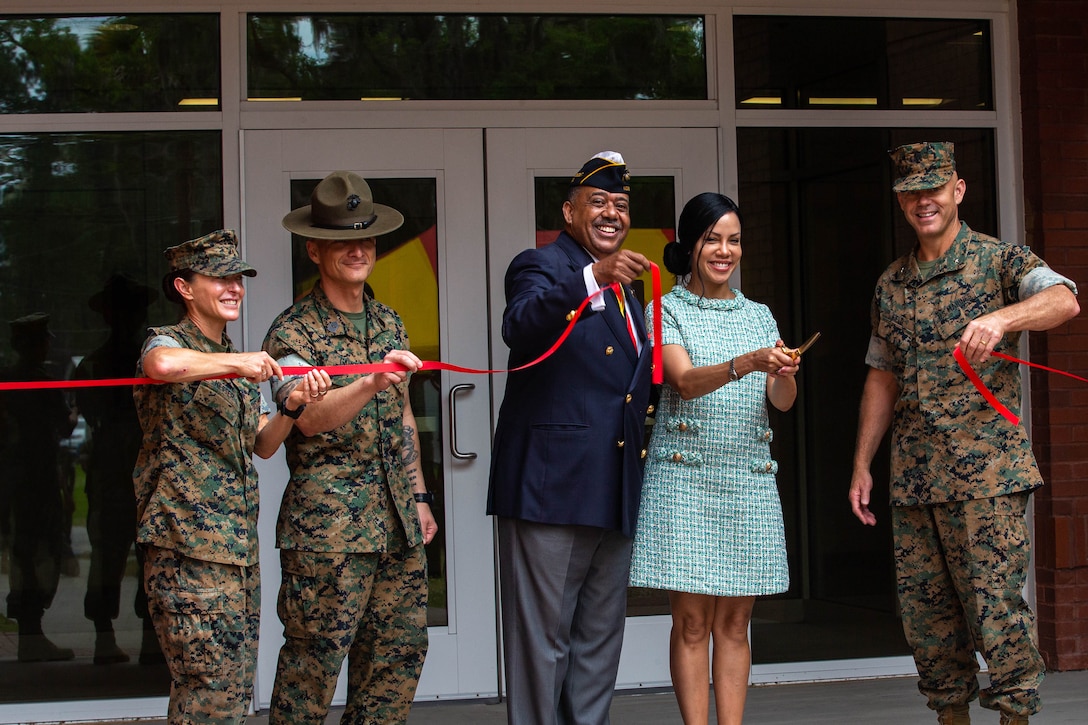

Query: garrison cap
890;141;956;192
570;151;631;194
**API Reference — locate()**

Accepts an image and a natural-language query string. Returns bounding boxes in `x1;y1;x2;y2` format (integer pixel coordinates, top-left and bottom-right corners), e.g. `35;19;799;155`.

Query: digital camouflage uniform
133;316;263;724
262;281;428;725
867;220;1076;718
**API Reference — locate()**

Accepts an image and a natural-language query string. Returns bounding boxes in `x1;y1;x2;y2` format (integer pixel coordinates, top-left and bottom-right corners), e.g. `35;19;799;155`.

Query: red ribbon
954;346;1088;426
0;264;665;391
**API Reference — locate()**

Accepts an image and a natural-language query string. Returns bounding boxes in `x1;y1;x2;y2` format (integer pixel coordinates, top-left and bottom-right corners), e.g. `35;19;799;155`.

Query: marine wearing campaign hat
890;141;956;192
570;150;631;194
282;170;404;240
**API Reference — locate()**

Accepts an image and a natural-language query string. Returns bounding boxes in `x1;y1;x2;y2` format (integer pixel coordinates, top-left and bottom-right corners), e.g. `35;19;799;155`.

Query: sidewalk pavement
92;669;1087;724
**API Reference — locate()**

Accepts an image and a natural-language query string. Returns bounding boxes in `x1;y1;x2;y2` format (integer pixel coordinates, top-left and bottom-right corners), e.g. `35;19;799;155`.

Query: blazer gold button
641;449;647;459
605;345;614;356
616;440;625;448
672;452;683;463
566;310;576;321
678;422;688;432
647;404;655;414
625;393;632;404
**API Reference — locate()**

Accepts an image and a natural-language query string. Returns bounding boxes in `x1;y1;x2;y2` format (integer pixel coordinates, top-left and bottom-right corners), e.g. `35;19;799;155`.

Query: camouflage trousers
143;545;260;724
892;493;1044;718
269;545;429;725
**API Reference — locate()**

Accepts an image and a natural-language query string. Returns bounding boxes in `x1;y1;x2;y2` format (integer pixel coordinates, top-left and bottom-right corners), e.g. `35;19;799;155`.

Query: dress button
672;452;683;463
765;462;773;472
678;422;688;431
605;346;614;356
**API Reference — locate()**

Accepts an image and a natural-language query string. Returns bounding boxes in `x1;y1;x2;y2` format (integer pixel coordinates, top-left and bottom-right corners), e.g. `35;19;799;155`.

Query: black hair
663;192;743;277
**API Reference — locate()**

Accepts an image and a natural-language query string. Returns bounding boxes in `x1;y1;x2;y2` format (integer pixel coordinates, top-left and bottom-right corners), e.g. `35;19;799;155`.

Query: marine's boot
937;703;971;725
18;633;75;663
94;629;130;665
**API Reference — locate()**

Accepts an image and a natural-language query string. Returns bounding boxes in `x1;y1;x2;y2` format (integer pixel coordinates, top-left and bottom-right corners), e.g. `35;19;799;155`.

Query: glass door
241;128;497;703
484;127;719;689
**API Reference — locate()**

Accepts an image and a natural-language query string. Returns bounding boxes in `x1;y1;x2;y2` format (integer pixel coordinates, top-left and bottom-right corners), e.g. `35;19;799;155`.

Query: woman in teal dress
629;193;803;724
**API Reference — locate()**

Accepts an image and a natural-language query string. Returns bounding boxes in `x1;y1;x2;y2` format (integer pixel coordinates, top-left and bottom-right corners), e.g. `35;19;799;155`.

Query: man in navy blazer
488;151;654;724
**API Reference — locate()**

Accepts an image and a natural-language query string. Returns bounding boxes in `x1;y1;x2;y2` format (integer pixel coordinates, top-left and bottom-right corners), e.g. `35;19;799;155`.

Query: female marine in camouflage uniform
133;230;330;724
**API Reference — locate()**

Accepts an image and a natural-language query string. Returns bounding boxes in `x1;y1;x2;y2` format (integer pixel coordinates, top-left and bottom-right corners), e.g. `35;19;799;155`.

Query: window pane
0;15;220;113
287;177;448;627
0;130;221;700
248;14;706;101
736;127;995;663
735;16;992;111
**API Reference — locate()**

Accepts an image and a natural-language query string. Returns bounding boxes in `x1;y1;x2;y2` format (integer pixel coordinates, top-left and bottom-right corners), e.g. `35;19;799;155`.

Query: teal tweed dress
629;286;789;596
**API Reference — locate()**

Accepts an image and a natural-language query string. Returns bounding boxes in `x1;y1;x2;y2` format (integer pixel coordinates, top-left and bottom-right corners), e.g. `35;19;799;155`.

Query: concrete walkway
88;669;1088;724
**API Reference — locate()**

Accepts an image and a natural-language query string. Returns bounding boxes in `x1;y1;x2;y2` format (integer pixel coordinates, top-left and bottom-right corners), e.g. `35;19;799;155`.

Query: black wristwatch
413;491;435;505
278;399;306;419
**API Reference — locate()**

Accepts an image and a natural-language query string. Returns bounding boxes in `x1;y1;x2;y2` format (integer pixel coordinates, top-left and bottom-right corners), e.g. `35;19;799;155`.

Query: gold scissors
783;332;821;361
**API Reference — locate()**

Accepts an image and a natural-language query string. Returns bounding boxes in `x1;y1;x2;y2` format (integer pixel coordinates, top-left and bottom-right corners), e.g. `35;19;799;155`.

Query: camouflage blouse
262;281;422;554
132;316;263;566
866;222;1052;505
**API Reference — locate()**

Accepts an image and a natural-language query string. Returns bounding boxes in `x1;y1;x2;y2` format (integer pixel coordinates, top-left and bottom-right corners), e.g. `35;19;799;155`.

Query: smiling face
689;211;742;299
175;272;245;336
562;186;630;258
307;237;378;290
896;174;966;251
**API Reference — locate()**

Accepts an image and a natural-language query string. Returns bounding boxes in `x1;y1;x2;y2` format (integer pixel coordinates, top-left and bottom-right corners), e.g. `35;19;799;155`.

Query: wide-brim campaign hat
282;171;405;240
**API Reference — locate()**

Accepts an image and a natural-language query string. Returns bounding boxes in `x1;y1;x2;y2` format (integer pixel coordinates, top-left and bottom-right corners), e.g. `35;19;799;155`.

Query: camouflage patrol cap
890;141;956;192
162;229;256;304
163;229;256;278
570;151;631;194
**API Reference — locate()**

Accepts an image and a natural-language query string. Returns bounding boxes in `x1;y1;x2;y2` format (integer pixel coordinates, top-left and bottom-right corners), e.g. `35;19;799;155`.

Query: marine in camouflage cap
890;141;956;192
162;229;256;303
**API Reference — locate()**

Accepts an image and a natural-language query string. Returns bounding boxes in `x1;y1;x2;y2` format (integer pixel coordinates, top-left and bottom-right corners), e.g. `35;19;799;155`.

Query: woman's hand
285;368;333;409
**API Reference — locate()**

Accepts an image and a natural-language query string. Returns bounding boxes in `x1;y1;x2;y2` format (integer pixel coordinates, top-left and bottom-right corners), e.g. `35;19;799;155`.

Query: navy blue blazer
487;232;654;537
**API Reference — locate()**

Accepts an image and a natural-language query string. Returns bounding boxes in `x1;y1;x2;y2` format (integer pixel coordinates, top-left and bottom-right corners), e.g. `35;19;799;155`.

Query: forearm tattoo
402;423;422;488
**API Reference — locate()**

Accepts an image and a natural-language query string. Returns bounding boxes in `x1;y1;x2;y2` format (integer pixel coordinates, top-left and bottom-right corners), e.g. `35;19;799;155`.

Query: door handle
448;383;478;460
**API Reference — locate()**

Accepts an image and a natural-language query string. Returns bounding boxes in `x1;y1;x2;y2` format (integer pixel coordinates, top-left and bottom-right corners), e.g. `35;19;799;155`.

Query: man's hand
370;349;422;392
849;469;878;526
592;249;651;286
957;314;1008;365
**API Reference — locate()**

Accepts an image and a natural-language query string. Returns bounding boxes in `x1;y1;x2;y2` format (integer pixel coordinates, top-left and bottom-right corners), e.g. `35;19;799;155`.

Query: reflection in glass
249;14;706;101
734;16;992;111
532;174;676;617
0;130;221;700
287;177;448;627
0;14;220;113
737;126;995;664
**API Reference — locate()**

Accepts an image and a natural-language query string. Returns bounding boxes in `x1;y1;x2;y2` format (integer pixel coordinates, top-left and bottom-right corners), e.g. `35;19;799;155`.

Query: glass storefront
0;130;222;702
0;3;1019;718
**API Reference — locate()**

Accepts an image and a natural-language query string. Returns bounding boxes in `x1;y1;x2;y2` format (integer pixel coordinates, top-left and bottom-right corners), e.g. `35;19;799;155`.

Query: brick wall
1018;0;1088;671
